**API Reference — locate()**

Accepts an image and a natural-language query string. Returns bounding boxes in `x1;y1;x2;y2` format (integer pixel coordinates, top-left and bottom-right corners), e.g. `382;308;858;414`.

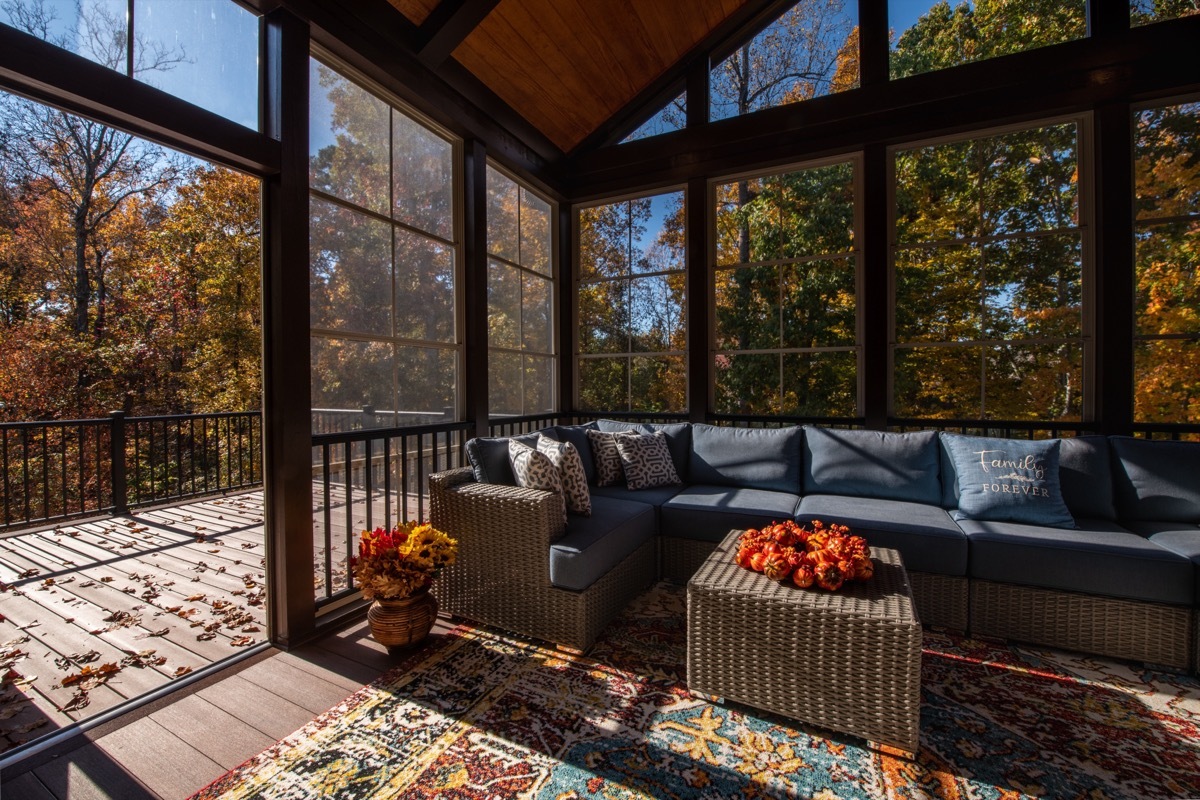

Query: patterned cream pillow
586;429;635;487
614;431;682;490
507;439;567;528
537;436;592;516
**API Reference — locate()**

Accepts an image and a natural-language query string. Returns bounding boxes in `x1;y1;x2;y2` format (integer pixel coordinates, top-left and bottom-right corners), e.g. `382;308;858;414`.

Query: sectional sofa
428;420;1200;671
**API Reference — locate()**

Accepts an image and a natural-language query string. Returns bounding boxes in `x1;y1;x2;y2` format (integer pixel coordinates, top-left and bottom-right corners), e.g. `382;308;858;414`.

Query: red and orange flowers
350;522;457;600
734;519;872;592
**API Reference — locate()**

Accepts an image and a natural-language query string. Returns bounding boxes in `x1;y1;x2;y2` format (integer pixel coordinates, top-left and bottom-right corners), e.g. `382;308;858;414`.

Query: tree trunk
73;224;90;336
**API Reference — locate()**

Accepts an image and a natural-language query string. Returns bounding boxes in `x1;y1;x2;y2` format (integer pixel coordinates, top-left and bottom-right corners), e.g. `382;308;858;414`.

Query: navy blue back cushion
554;422;600;483
595;420;691;482
1110;436;1200;522
465;431;552;485
803;427;941;505
688;423;804;493
1058;435;1116;520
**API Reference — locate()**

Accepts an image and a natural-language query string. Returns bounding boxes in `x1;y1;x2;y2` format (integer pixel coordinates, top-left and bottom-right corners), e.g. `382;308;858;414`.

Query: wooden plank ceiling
388;0;751;152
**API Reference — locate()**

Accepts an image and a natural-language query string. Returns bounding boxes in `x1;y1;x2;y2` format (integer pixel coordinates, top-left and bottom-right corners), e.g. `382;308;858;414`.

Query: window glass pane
392;110;453;239
622;91;686;143
715;265;779;350
1135;103;1200;221
890;0;1086;79
782;258;856;348
983;234;1082;340
488;350;522;416
522;273;552;354
782;352;857;416
894;141;981;244
519;187;552;275
486;168;519;261
394;229;455;343
894;244;982;343
1;0;127;70
523;354;555;413
631;356;686;413
714;353;780;415
1135;340;1200;423
984;343;1082;421
311;336;394;413
579;202;630;280
1131;0;1200;26
715;179;772;266
309;60;390;215
578;358;628;412
578;280;629;354
395;346;455;423
711;0;858;122
893;345;982;418
133;0;258;129
309;197;393;336
630;274;686;353
633;193;684;274
1135;221;1200;336
487;260;520;348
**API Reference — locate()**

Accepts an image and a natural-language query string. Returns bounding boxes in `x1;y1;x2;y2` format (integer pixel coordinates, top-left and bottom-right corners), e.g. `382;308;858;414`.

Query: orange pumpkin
762;553;793;581
814;562;845;591
791;565;815;588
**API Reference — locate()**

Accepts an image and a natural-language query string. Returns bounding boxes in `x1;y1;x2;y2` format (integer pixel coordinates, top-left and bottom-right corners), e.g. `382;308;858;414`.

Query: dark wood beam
857;0;888;88
567;0;797;156
565;15;1200;199
0;24;278;175
860;144;888;429
261;7;316;648
558;205;576;416
685;177;711;423
416;0;502;69
286;0;566;194
463;139;490;439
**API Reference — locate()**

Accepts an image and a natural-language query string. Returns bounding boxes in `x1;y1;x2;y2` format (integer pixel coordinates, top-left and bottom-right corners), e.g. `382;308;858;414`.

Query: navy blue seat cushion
465;431;553;485
1058;435;1117;521
940;433;1075;528
796;494;967;576
555;422;599;483
803;427;941;505
1110;436;1200;523
660;485;801;543
590;483;686;525
548;495;655;591
596;419;691;481
688;424;804;493
960;517;1194;605
1125;520;1200;604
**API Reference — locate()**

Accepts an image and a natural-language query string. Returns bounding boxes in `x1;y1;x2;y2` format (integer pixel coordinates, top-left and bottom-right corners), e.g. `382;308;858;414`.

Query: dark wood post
686;176;711;423
861;144;889;430
108;411;127;514
463;140;490;440
262;7;315;648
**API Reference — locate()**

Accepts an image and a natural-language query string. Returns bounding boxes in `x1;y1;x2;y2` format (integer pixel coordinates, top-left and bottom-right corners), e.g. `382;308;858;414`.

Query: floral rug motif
190;584;1200;800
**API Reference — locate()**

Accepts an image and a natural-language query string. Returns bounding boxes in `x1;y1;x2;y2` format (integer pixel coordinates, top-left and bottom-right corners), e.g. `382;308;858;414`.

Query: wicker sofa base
970;580;1194;670
907;571;968;632
661;537;720;584
433;538;657;652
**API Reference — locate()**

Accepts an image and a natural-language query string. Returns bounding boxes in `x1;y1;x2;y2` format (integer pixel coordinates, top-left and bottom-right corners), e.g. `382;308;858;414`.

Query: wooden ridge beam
416;0;502;69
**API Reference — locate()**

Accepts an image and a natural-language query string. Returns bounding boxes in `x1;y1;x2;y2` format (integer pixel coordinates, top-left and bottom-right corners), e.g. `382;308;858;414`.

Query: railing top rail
0;410;262;430
311;419;472;446
0;418;113;431
125;411;261;423
707;414;864;427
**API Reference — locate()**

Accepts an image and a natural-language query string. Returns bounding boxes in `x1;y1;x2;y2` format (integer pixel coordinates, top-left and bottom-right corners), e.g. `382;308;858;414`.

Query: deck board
0;493;268;755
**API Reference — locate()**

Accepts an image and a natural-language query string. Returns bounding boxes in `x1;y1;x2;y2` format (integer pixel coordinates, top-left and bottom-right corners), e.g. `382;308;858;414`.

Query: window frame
308;47;465;426
708;152;865;418
885;113;1096;422
485;159;559;419
572;186;689;414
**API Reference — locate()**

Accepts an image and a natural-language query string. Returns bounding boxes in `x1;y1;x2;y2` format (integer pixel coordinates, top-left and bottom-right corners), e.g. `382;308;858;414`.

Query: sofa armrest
429;468;563;585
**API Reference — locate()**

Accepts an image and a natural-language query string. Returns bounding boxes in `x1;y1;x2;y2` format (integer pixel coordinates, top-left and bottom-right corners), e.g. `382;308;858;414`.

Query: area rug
190;584;1200;799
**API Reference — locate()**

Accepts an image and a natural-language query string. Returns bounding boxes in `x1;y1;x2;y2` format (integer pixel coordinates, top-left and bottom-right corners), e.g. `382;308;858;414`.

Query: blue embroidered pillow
942;433;1076;528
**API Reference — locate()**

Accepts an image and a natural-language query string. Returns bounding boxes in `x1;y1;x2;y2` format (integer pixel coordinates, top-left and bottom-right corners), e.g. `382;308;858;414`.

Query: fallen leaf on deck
61;690;90;712
230;636;253;647
197;632;216;641
241;543;257;549
139;628;169;638
121;650;165;668
17;621;40;631
16;569;39;579
99;577;114;583
186;594;206;602
173;666;193;677
241;625;260;633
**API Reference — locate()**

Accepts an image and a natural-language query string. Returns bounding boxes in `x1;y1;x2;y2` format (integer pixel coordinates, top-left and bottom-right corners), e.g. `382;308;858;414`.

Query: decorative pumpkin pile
734;519;873;591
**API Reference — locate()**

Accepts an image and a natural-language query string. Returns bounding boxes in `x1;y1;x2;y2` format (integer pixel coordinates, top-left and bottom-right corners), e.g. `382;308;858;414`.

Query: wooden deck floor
0;615;436;799
0;494;269;755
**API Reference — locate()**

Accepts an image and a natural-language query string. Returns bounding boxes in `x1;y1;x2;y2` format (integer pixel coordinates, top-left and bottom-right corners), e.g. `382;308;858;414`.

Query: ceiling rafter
564;0;796;159
416;0;502;68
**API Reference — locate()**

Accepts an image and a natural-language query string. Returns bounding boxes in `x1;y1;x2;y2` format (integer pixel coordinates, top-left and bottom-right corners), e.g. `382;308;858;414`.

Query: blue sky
890;0;974;37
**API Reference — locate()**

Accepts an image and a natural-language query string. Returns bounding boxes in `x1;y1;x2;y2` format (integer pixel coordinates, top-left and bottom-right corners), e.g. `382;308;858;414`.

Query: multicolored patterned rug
191;584;1200;799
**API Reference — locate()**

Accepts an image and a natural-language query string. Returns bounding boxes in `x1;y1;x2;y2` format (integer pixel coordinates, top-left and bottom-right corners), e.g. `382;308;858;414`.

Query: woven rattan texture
687;531;922;753
907;571;968;631
429;468;656;650
660;537;719;583
970;580;1193;670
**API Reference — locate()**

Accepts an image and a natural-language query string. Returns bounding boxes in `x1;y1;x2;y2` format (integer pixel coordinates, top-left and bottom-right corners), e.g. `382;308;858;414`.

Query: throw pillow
614;430;682;490
508;439;567;528
587;428;635;487
537;436;592;516
942;433;1075;528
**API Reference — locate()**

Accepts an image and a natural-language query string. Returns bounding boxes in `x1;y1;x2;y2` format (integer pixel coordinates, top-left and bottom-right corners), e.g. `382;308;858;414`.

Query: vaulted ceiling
384;0;765;153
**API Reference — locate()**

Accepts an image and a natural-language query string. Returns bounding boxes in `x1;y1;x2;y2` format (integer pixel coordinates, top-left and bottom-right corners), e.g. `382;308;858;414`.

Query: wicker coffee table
686;529;922;755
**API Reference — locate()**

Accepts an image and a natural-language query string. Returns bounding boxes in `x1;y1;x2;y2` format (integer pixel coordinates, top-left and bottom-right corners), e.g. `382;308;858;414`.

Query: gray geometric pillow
614;430;682;490
537;436;592;516
508;439;567;528
586;428;635;487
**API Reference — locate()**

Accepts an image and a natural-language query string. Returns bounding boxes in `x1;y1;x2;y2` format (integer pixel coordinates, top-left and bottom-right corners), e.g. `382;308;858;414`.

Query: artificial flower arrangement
351;521;457;600
734;519;873;591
